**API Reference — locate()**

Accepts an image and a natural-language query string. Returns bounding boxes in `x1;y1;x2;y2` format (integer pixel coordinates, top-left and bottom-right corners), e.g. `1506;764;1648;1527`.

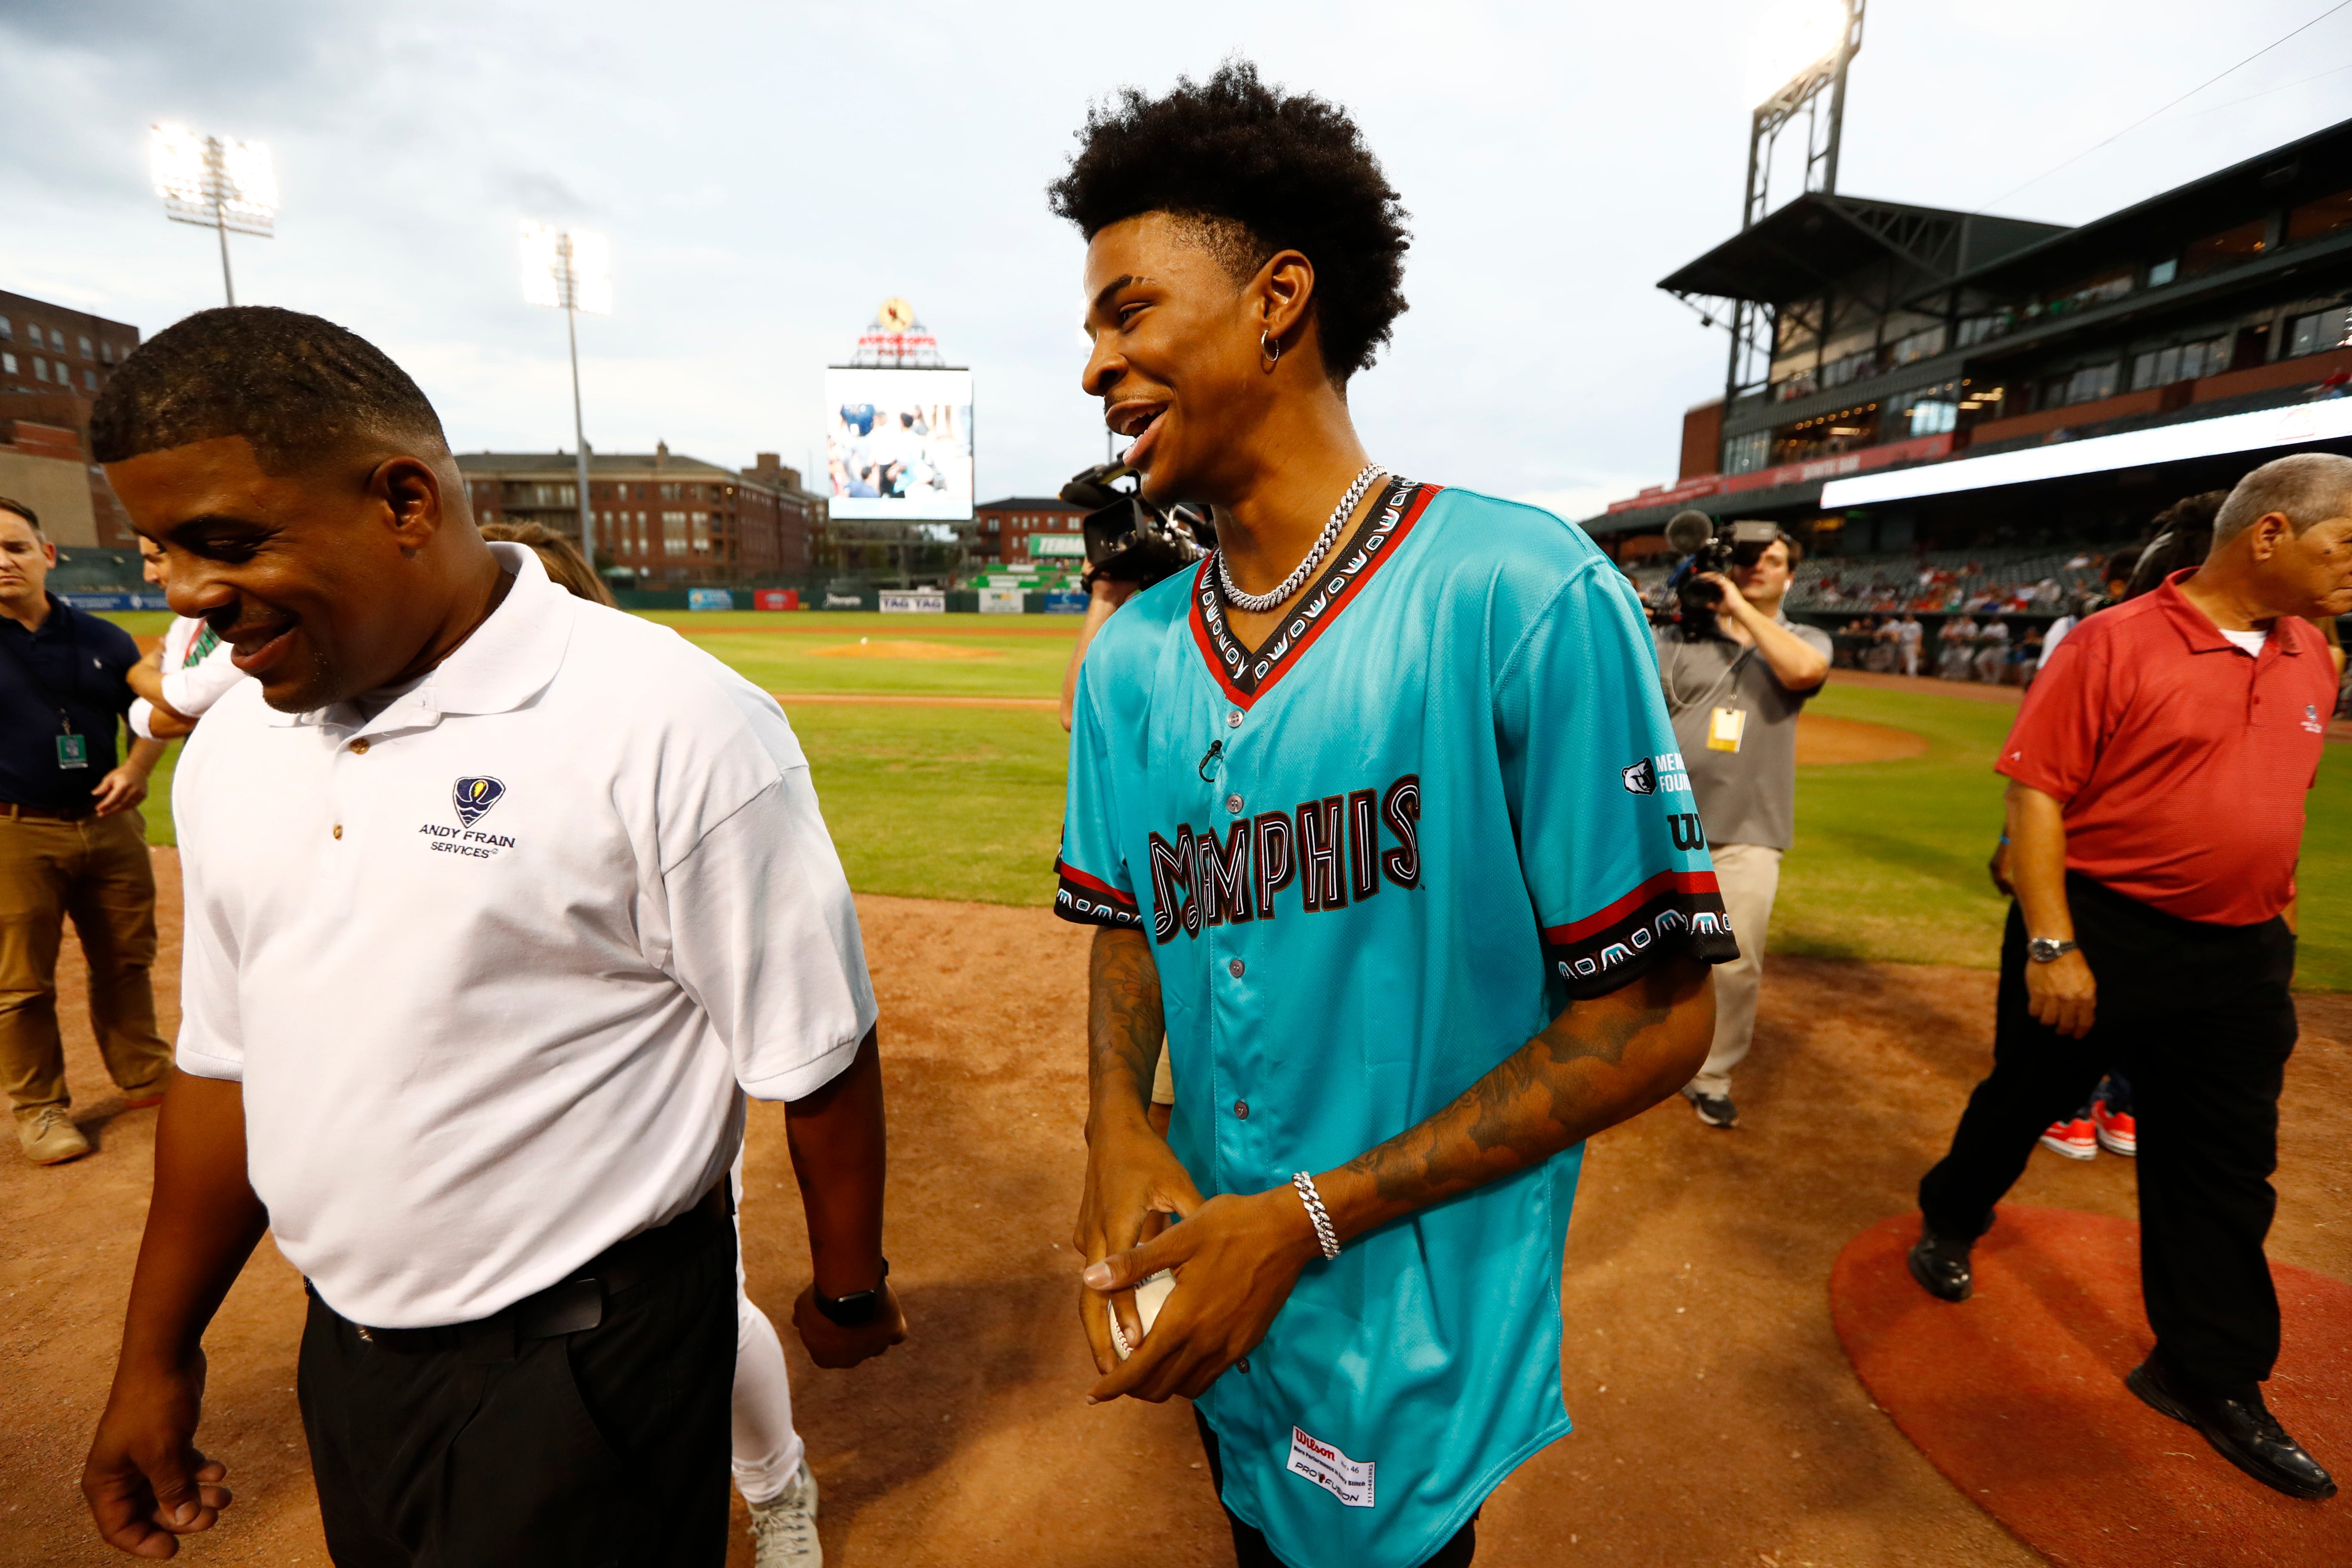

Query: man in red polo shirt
1908;451;2352;1501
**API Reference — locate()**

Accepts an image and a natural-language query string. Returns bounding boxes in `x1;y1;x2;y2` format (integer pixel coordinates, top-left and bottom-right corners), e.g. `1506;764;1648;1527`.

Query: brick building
0;290;145;546
973;495;1090;567
457;444;825;584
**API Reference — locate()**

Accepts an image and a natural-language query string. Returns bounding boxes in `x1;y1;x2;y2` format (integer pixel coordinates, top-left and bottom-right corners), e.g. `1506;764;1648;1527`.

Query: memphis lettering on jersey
1147;774;1420;944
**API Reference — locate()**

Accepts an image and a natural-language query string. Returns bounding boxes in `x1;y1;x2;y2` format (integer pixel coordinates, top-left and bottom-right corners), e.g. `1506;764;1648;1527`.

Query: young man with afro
1052;62;1734;1568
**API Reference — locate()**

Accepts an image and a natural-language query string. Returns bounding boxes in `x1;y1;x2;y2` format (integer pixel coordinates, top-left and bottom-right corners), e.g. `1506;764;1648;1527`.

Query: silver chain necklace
1216;463;1385;614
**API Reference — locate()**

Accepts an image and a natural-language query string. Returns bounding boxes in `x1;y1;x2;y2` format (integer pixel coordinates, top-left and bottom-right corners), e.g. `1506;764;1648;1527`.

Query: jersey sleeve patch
1054;857;1142;930
1542;867;1738;998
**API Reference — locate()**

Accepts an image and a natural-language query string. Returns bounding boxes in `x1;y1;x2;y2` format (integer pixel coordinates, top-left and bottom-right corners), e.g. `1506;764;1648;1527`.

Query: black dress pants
1194;1409;1477;1568
1918;873;2299;1392
297;1225;737;1568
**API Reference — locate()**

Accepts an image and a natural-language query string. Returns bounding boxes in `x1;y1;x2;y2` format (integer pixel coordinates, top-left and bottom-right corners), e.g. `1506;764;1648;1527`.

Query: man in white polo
80;306;905;1568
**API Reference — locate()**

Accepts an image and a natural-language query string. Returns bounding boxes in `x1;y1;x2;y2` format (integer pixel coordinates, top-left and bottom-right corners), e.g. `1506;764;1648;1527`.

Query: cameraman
1654;525;1831;1128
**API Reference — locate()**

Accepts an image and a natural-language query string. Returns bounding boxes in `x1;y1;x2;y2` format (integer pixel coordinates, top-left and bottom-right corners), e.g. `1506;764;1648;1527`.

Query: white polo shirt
173;544;876;1328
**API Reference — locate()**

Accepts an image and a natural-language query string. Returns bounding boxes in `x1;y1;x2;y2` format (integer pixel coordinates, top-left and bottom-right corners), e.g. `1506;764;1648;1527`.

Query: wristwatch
2027;937;2079;964
812;1258;890;1326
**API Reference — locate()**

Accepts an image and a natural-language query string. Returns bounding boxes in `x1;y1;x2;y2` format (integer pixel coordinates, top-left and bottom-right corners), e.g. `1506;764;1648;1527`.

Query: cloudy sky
4;0;2348;517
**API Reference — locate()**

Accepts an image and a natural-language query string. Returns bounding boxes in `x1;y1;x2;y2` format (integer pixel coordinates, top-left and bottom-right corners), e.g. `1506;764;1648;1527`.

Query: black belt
0;799;94;821
332;1180;732;1355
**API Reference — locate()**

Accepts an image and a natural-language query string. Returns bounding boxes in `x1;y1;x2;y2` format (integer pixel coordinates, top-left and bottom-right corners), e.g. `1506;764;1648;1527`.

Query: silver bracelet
1292;1171;1342;1260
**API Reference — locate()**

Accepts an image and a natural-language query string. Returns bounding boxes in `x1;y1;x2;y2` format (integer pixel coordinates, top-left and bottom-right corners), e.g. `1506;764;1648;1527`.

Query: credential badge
453;775;507;827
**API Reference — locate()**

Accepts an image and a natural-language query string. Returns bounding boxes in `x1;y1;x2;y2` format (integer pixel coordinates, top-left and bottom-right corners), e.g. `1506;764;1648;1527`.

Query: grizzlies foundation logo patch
1621;757;1655;795
452;776;507;827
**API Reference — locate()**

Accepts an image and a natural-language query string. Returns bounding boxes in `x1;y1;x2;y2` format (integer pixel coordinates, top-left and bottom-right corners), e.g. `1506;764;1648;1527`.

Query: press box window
2182;220;2267;279
2286;189;2352;245
1723;429;1770;475
2129;337;2231;390
1902;383;1960;437
2286;306;2352;360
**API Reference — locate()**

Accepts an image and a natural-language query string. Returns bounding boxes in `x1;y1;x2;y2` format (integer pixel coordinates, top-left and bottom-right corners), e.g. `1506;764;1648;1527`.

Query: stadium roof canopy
1657;193;2066;306
1934;114;2352;302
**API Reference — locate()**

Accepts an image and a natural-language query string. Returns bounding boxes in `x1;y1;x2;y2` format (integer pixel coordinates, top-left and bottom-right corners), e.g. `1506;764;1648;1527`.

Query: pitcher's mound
808;640;998;660
1797;712;1929;764
1831;1207;2352;1567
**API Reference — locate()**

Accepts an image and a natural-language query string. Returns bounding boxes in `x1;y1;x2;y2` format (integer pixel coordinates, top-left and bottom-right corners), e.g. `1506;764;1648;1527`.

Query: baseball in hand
1109;1270;1175;1360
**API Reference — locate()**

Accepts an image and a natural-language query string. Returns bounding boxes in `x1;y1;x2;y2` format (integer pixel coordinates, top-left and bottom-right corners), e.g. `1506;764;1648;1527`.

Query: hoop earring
1260;331;1282;370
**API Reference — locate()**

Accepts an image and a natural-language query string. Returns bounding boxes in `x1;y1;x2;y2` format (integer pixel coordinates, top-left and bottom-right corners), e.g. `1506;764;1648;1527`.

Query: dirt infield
4;861;2348;1567
1794;713;1930;765
808;640;1004;661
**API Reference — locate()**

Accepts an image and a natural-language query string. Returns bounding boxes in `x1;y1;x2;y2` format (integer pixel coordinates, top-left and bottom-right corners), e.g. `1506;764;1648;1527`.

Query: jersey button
1234;1099;1249;1119
1228;958;1245;978
332;824;343;840
1226;708;1243;729
1236;1357;1251;1374
1225;794;1244;815
350;739;369;755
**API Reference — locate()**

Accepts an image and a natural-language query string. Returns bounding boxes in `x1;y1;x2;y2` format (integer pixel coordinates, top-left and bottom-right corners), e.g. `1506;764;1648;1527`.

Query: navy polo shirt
0;597;141;811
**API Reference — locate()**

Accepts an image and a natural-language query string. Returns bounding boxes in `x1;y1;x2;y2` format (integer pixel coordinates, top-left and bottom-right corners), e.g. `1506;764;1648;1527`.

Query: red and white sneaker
2039;1115;2097;1159
2092;1101;2137;1157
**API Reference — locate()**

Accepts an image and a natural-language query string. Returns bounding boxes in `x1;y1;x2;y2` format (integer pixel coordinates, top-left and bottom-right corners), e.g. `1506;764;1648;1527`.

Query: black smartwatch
812;1258;890;1326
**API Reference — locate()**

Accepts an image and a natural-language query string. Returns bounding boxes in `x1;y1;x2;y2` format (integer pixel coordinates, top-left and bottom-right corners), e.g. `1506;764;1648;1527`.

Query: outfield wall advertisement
826;368;974;521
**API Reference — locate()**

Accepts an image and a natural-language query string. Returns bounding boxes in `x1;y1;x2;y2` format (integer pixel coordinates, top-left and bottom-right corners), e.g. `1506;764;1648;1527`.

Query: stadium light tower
1741;0;1865;230
519;222;612;567
150;124;277;306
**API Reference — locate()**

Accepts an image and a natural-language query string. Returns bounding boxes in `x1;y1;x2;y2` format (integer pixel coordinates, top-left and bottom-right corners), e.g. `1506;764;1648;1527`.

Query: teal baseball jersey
1057;479;1737;1568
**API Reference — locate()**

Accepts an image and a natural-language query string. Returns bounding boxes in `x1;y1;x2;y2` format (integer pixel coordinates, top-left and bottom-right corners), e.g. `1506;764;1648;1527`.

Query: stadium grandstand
1590;115;2352;564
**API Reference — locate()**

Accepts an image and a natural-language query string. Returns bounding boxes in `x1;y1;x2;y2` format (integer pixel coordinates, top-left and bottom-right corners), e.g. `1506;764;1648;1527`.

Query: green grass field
104;609;2352;989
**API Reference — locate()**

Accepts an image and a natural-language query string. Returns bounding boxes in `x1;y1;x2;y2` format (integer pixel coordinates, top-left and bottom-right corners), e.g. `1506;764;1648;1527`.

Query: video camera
1060;463;1216;591
1664;510;1785;634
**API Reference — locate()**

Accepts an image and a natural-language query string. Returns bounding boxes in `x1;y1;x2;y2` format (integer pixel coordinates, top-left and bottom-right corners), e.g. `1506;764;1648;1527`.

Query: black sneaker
1906;1227;1973;1303
2126;1357;2338;1500
1687;1091;1737;1128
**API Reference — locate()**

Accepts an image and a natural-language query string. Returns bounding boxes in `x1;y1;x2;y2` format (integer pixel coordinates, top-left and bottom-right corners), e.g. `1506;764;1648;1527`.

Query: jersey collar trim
1188;478;1438;708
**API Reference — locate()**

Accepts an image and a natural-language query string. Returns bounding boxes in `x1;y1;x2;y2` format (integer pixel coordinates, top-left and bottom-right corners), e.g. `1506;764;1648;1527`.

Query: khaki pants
1687;842;1782;1099
0;810;172;1118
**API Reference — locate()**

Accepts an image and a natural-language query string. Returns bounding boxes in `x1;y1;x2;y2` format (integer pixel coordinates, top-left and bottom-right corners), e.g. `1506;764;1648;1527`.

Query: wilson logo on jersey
1144;774;1421;943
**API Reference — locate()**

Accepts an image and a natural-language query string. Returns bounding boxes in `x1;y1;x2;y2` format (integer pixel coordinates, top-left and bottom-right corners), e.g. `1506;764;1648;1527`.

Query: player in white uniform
126;537;247;741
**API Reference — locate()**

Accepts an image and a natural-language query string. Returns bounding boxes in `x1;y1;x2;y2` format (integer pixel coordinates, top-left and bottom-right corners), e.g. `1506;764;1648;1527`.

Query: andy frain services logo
453;776;505;825
420;775;517;859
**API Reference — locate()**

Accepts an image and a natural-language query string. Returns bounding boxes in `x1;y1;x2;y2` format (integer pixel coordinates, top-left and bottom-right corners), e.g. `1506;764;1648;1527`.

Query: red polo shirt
1997;570;2335;926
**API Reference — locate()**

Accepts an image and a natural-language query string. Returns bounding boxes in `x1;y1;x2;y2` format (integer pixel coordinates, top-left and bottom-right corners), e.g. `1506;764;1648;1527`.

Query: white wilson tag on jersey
1707;706;1746;753
1288;1426;1376;1507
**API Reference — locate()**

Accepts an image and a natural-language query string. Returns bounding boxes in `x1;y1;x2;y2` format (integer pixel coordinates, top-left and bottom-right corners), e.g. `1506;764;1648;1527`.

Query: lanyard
1661;630;1755;720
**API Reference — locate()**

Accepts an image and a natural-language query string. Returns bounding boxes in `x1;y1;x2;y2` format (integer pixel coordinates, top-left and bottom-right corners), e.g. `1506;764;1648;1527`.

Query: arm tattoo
1088;929;1166;1118
1337;961;1697;1212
